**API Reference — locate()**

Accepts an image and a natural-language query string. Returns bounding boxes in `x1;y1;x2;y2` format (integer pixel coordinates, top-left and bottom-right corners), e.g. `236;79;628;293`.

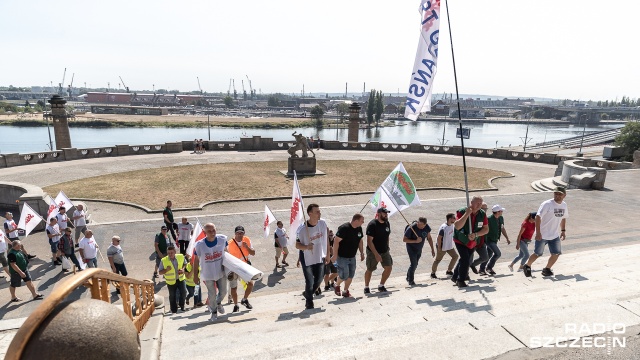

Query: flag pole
444;0;473;234
295;171;314;255
379;186;420;240
359;199;371;213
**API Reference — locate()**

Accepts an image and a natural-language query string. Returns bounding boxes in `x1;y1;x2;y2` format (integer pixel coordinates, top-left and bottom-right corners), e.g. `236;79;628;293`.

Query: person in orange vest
158;246;187;314
227;226;256;313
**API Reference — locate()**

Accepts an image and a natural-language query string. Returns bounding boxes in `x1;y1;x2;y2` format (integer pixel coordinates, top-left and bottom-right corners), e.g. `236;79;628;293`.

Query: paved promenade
0;150;638;359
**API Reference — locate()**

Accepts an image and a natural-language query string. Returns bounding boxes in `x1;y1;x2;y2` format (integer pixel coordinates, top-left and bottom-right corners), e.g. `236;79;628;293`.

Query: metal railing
5;269;155;360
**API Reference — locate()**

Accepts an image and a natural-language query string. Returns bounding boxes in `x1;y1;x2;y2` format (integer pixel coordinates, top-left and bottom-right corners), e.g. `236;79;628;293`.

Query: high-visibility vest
184;262;200;287
161;254;186;285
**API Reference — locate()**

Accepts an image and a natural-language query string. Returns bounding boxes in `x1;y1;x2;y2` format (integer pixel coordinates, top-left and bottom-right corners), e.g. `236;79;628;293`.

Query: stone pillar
348;102;361;143
633;150;640;168
47;95;72;150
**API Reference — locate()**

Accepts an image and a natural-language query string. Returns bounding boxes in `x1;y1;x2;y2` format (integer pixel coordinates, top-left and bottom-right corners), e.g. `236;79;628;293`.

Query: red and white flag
186;220;206;264
48;191;74;218
289;171;305;237
263;205;277;238
18;202;45;237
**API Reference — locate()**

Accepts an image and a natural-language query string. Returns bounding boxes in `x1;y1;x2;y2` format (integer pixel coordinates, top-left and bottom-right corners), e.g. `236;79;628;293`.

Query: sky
0;0;638;101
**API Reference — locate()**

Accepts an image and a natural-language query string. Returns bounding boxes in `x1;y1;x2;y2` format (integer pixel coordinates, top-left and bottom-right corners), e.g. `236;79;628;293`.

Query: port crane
119;76;130;93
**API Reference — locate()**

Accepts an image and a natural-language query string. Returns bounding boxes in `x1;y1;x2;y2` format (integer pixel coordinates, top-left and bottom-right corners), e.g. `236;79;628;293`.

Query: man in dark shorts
8;240;43;302
332;213;365;298
364;208;393;294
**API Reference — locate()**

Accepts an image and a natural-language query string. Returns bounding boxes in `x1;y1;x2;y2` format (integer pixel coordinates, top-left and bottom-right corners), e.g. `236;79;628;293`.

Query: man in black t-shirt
403;217;434;286
163;200;177;241
364;208;392;294
331;213;365;298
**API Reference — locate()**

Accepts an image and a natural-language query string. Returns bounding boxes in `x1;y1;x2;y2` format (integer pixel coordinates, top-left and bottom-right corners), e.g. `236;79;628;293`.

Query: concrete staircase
158;244;640;360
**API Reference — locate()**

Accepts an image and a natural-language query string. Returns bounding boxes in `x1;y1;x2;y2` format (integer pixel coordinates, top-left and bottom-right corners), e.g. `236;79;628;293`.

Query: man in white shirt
274;221;289;268
46;217;62;266
295;203;330;310
0;228;10;277
4;212;36;260
431;213;459;278
55;207;69;231
78;229;99;268
176;217;194;255
73;204;87;244
193;223;228;321
524;186;569;278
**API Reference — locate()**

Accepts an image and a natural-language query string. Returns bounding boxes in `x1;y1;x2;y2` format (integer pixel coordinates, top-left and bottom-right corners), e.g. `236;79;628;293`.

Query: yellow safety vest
184;262;200;287
161;254;186;285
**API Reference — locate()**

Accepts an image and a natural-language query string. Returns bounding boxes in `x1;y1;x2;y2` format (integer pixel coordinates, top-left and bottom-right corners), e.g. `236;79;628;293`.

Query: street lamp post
577;114;587;157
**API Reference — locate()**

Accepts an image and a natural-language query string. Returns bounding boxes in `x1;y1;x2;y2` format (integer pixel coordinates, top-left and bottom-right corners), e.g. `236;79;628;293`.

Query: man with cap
363;207;393;294
227;225;256;312
479;205;511;275
524;186;569;277
154;225;173;279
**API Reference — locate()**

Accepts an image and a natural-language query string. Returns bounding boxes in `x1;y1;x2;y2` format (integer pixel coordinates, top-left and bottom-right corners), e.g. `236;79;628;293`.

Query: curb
139;309;164;360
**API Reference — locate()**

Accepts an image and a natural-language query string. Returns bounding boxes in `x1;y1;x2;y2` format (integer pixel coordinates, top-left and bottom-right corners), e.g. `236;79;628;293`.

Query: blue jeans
186;284;201;304
470;243;489;268
512;240;531;265
452;242;474;282
534;237;562;256
301;262;325;302
336;256;356;280
480;242;501;272
406;245;422;283
85;257;98;268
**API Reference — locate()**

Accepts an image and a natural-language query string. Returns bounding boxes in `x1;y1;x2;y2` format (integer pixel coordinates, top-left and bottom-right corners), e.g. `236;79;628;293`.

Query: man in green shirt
479;205;511;275
8;240;43;302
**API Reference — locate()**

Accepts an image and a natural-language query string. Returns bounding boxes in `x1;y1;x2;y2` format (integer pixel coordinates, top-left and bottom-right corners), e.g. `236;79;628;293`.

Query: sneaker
446;270;454;276
487;269;496;275
523;264;532;277
508;264;514;272
233;305;239;313
334;285;341;296
62;269;69;273
217;304;226;314
282;261;289;266
314;287;322;296
465;275;471;281
153;272;158;278
430;273;437;279
456;280;468;288
181;307;185;311
305;300;314;309
240;298;253;309
342;290;352;298
517;266;523;272
27;254;37;259
324;284;330;291
209;312;218;322
479;270;487;276
364;287;370;294
377;285;388;293
408;281;416;286
451;277;457;283
541;268;554;276
186;299;190;305
470;265;478;274
195;302;204;307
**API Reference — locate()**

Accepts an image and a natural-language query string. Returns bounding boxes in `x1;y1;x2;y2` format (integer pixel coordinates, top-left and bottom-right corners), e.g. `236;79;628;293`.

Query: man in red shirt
451;196;489;287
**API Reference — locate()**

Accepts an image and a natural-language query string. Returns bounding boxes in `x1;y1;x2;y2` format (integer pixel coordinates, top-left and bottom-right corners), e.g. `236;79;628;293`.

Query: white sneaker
217;304;225;314
209;312;218;322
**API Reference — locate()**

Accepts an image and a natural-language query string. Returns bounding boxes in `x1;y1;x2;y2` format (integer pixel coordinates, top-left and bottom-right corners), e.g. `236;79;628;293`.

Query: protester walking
78;230;99;268
59;228;82;272
508;212;536;272
479;205;511;275
154;225;173;279
274;221;290;268
107;236;127;276
159;246;188;314
451;196;489;287
403;217;435;286
323;229;338;291
8;240;44;302
332;214;365;298
431;213;459;278
227;225;256;312
524;187;569;277
295;204;330;310
184;255;202;308
193;223;228;321
177;217;194;255
163;201;177;241
72;204;88;245
364;208;393;294
4;212;36;260
46;217;62;266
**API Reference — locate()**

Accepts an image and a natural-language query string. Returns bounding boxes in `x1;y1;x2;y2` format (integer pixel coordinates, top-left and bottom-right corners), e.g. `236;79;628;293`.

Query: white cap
492;205;505;212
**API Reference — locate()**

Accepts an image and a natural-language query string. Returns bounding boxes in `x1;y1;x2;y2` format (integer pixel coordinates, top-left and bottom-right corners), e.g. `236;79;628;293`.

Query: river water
0;121;623;154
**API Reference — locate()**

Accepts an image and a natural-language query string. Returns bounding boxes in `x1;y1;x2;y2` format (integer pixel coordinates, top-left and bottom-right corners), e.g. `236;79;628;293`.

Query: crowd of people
2;186;568;317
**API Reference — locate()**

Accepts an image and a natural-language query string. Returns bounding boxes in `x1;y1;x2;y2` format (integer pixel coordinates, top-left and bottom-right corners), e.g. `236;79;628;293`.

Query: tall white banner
404;0;441;121
289;172;305;237
263;205;277;238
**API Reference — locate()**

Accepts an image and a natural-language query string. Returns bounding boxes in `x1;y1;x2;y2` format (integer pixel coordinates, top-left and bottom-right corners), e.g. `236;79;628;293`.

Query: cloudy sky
1;0;637;101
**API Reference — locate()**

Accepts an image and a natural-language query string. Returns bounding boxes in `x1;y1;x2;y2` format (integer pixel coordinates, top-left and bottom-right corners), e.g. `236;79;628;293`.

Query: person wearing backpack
402;217;434;286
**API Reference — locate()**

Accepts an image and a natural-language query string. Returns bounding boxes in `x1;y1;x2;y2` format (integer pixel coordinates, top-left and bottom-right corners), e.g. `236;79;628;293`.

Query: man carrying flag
7;211;37;260
295;203;330;310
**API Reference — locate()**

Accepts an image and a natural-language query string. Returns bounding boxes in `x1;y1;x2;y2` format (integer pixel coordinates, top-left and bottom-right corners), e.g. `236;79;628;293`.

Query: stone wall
0;182;50;231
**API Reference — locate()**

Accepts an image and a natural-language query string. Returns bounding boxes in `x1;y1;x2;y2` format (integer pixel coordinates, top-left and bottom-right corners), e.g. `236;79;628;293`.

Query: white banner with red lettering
404;0;441;120
47;191;74;219
263;205;277;238
18;202;45;237
289;171;305;238
186;219;206;264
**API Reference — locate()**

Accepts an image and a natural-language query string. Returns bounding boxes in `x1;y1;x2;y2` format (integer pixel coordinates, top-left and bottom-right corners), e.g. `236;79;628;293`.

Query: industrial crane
58;68;67;95
119;76;130;93
197;77;203;94
67;73;74;98
233;79;237;100
228;78;232;96
246;75;254;100
241;80;247;100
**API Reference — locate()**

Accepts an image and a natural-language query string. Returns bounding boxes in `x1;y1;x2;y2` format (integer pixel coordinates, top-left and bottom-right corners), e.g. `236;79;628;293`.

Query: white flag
263;205;277;238
405;0;441;121
289;171;305;237
370;186;400;217
18;202;45;237
48;191;74;219
370;163;421;216
186;220;206;264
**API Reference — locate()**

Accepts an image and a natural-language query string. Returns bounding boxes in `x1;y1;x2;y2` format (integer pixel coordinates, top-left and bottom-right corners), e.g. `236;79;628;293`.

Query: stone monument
348;102;361;143
287;131;317;176
634;150;640;168
44;95;74;150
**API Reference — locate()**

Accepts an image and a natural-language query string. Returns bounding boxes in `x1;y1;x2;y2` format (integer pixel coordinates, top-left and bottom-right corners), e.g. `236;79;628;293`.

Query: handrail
5;269;155;360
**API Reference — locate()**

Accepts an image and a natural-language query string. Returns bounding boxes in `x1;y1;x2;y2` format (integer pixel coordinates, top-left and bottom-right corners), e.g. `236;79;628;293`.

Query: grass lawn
43;160;509;209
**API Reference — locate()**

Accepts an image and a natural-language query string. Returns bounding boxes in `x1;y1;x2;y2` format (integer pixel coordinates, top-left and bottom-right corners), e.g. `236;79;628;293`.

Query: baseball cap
553;186;566;194
377;207;391;214
529;212;537;218
161;225;168;230
234;225;245;233
492;204;505;212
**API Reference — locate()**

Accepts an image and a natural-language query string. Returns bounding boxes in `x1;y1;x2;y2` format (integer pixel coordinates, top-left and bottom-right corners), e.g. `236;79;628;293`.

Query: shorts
75;226;87;239
0;253;7;267
228;272;252;289
49;239;59;253
324;262;337;275
336;256;356;279
10;269;31;287
534;237;562;256
366;249;393;272
155;252;167;267
275;247;289;257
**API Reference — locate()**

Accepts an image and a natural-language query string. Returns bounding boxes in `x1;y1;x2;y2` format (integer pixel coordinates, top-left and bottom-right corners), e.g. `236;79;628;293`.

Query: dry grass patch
43;161;509;209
